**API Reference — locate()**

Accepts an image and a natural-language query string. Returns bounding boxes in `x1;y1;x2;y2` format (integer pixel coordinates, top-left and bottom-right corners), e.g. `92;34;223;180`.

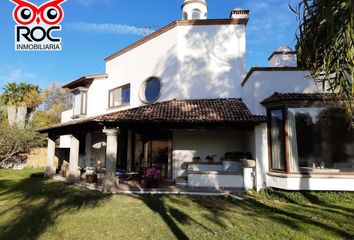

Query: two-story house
40;0;354;193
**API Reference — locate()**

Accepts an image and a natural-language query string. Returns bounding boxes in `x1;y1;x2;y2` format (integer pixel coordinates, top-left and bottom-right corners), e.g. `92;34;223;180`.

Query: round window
140;77;162;103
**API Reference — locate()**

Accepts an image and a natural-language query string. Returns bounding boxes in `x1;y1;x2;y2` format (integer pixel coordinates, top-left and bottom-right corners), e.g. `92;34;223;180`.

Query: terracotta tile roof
261;92;339;105
38;99;266;133
241;67;309;86
96;98;266;123
62;74;108;89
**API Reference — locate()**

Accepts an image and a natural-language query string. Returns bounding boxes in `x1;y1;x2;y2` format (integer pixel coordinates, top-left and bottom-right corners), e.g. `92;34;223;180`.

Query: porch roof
38;98;266;134
261;92;340;106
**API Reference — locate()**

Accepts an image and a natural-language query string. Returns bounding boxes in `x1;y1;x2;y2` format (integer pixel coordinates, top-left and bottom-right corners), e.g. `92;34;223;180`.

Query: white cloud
0;68;37;83
67;22;147;36
0;68;49;91
245;0;297;46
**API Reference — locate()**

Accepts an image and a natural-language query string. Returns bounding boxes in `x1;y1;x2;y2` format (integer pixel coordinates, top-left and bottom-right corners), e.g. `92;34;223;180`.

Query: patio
52;174;242;195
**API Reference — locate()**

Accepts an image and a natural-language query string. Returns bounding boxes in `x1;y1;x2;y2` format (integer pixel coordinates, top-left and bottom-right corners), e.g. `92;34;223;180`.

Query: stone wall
26;148;70;170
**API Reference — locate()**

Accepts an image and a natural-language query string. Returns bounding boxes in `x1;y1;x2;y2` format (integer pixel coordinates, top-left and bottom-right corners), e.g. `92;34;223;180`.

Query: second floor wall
78;21;247;118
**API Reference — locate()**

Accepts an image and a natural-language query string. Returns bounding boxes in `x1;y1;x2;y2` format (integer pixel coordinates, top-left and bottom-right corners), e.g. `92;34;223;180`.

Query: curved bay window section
287;108;354;173
268;105;354;174
269;108;286;171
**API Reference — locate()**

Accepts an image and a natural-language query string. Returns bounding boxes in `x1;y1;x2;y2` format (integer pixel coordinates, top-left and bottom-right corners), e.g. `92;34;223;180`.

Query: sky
0;0;299;91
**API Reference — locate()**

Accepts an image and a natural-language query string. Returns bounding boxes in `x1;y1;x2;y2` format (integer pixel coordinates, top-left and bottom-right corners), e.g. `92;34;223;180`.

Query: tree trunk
7;106;17;126
16;106;27;128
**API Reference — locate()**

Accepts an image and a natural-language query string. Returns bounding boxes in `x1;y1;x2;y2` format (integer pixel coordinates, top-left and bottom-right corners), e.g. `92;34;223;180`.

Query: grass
0;169;353;240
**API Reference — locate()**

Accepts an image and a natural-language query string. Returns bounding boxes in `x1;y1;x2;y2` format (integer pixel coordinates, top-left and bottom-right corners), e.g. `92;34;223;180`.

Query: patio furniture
86;174;98;183
143;167;161;188
125;172;140;181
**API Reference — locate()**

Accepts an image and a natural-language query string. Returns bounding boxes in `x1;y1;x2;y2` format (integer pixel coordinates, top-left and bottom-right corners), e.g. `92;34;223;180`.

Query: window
72;88;87;118
288;108;354;173
183;12;188;20
140;77;162;103
269;108;286;171
109;84;130;108
192;9;202;19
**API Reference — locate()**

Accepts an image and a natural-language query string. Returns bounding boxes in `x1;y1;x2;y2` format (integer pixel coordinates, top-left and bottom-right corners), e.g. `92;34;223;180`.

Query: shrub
0;122;46;167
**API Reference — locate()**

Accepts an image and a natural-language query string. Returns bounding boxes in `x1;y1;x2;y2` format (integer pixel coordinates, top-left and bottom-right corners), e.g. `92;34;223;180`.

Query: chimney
268;46;298;67
230;8;249;24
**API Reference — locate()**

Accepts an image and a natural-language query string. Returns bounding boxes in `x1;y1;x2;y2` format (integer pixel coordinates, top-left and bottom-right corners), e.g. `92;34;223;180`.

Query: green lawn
0;169;353;240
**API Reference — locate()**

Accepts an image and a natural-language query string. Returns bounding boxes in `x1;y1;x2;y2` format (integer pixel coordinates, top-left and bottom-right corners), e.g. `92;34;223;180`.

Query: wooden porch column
85;132;92;166
44;135;56;178
68;135;81;182
102;128;120;193
127;130;132;172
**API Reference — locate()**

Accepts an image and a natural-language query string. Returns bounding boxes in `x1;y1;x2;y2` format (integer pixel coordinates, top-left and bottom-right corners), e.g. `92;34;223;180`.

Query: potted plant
206;155;214;164
192;156;201;163
85;167;97;183
60;161;69;178
143;167;161;188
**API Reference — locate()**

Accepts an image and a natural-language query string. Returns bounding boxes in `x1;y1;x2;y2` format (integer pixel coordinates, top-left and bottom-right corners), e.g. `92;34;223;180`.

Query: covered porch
39;99;267;193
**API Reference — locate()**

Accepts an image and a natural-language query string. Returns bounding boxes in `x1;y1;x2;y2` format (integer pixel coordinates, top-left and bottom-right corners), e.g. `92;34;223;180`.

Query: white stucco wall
177;24;246;98
242;70;322;115
80;22;246;118
255;123;268;191
267;175;354;191
59;110;73;148
188;172;244;189
172;130;253;179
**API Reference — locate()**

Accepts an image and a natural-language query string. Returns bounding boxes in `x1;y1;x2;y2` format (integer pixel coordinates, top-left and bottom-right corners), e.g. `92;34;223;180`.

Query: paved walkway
53;175;245;198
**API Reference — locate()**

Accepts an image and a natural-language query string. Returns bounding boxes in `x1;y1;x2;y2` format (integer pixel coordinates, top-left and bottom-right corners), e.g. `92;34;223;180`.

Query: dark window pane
121;86;130;104
289;108;354;172
270;109;285;170
144;78;161;102
109;85;130;108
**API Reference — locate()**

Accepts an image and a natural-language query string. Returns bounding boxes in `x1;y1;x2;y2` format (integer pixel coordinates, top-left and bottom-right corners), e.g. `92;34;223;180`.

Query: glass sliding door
132;131;171;179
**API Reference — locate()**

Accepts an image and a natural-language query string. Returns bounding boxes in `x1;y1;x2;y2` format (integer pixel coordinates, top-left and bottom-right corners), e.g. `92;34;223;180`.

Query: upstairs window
139;77;162;103
109;84;130;108
72;88;87;118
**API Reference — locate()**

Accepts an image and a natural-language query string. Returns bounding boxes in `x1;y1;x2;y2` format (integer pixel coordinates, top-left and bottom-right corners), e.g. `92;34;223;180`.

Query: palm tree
1;83;42;126
293;0;353;116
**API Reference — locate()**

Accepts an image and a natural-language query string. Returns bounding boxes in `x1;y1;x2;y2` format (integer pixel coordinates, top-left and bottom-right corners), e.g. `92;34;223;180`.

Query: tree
41;82;72;125
0;121;46;167
293;0;353;115
32;110;61;128
2;83;42;107
1;82;42;126
0;98;6;122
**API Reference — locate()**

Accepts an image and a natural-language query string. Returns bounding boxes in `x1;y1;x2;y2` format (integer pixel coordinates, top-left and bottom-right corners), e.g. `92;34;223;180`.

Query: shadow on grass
133;195;190;240
0;172;111;240
235;196;354;239
265;189;354;214
133;195;215;240
1;170;353;239
133;193;354;239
